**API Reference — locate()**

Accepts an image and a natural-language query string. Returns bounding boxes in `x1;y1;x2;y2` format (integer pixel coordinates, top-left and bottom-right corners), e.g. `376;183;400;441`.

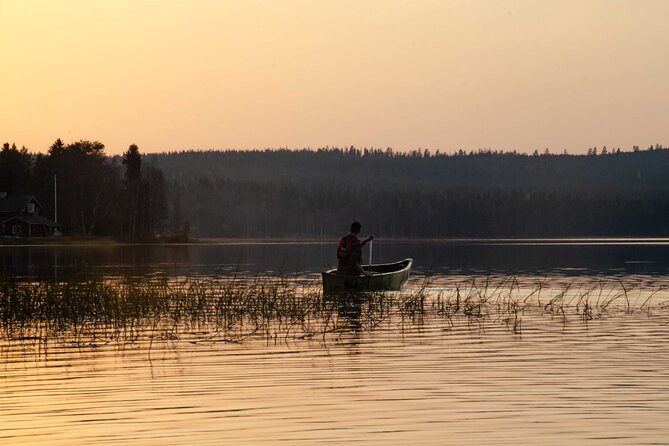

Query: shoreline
4;235;669;247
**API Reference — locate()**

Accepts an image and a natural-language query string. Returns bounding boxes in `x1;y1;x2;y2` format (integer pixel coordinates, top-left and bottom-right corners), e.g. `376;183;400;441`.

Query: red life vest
337;235;353;260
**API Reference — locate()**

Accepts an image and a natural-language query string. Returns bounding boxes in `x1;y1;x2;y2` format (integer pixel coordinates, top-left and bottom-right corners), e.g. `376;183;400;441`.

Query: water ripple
1;308;668;445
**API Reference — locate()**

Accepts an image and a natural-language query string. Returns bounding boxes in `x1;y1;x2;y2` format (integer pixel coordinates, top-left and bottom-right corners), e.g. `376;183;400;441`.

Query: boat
321;258;413;294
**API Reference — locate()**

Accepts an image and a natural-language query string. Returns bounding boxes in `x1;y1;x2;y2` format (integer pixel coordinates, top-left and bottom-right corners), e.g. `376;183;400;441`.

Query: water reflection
331;293;364;334
3;241;669;445
5;239;669;280
2;298;669;445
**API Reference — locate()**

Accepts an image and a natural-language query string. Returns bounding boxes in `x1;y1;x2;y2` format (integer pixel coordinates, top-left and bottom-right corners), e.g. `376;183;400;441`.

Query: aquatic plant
0;275;668;350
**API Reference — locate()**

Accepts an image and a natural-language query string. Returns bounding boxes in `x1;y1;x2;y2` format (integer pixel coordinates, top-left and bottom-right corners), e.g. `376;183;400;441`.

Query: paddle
366;239;374;277
369;239;373;266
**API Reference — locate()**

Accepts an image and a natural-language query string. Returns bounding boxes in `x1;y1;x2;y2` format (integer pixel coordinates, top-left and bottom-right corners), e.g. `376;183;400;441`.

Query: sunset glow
1;0;668;154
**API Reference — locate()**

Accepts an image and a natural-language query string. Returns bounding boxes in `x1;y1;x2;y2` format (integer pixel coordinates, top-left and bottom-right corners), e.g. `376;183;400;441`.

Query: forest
2;141;669;239
0;140;167;240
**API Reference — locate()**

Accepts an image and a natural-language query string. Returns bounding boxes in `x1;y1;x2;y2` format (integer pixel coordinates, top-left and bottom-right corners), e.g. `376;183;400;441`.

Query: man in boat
337;221;374;276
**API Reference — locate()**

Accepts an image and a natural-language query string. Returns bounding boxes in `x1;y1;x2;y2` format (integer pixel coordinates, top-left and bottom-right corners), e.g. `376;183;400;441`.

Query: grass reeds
1;275;668;348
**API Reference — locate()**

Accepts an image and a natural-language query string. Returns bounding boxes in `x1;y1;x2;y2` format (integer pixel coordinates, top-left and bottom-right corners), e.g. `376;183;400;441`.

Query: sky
1;0;668;155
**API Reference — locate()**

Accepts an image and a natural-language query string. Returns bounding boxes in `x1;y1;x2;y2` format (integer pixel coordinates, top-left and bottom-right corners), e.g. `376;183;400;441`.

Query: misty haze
2;1;669;445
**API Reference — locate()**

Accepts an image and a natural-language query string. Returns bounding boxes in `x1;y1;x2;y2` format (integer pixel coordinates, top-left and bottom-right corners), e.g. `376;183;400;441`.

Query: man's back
337;233;362;275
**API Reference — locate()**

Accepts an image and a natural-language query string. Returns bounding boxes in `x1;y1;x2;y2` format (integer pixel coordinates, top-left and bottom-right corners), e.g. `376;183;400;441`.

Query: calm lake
2;240;669;445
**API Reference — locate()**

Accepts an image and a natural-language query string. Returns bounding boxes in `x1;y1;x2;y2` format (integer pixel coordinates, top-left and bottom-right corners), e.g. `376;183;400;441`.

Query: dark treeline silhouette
0;140;167;240
4;142;669;239
152;145;669;238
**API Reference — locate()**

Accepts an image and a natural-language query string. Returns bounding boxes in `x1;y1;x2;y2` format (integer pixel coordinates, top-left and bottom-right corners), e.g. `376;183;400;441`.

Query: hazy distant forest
2;140;669;239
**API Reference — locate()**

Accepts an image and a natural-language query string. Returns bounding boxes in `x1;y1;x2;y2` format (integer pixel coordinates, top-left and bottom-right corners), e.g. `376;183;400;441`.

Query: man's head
350;221;361;234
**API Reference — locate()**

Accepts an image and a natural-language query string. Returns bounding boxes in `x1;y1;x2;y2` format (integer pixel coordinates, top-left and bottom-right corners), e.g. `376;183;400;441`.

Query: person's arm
356;262;372;277
360;235;374;247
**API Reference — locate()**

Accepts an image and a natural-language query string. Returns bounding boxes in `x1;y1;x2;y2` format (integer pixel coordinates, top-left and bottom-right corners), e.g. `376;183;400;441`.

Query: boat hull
321;259;412;294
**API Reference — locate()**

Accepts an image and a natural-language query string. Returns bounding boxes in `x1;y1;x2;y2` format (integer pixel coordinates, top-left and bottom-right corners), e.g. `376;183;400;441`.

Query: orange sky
1;0;668;155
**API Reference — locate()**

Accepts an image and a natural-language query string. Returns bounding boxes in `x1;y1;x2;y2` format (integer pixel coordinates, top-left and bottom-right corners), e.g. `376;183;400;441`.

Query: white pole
369;240;373;266
54;174;57;225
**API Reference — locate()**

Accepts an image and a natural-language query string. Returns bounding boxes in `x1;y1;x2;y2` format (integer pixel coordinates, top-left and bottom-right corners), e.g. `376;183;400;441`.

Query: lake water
2;240;669;445
5;238;669;279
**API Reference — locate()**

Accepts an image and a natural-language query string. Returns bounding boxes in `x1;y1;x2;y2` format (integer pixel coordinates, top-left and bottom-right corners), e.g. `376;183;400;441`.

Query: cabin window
26;203;35;214
12;225;21;235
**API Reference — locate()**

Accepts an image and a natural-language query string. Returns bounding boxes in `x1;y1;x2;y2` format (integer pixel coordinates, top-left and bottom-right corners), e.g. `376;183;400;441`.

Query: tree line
0;140;167;240
153;145;669;238
2;141;669;239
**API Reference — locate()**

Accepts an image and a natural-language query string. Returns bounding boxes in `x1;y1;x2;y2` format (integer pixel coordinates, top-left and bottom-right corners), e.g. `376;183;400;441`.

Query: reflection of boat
321;259;413;294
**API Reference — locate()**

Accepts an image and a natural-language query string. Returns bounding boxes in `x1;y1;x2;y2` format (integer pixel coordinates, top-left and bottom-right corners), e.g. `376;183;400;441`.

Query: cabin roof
0;194;38;213
0;215;58;227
